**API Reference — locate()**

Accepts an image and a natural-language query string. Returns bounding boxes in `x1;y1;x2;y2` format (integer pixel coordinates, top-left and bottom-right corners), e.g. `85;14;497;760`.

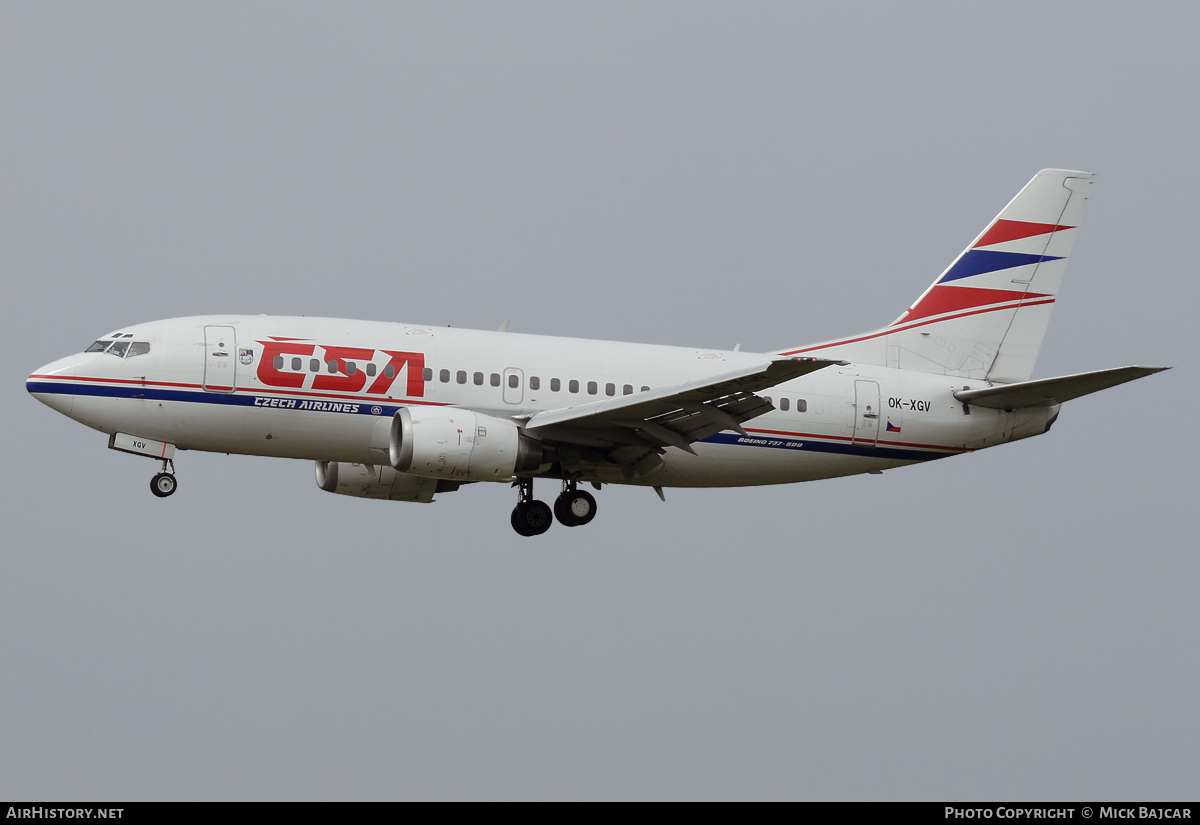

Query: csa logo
370;405;383;416
239;348;254;365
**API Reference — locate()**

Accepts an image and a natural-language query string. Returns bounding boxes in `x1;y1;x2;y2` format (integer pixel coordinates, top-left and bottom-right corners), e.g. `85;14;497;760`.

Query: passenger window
797;399;808;413
623;384;633;395
327;360;337;373
764;396;773;405
569;380;579;394
422;367;431;381
346;362;357;376
551;378;561;392
366;363;377;377
108;341;129;358
779;398;789;411
490;373;500;387
273;355;284;370
439;369;450;383
587;381;598;395
310;359;320;372
457;370;467;384
127;342;150;358
474;372;484;385
530;376;540;390
605;383;615;396
508;374;519;389
386;365;396;378
291;357;301;370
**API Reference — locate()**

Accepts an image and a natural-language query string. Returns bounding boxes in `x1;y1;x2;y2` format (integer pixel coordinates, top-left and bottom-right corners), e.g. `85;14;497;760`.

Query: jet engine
314;460;438;502
390;406;543;481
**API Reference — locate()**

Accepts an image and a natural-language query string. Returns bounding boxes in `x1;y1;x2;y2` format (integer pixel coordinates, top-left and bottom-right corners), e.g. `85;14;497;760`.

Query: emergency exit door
502;368;523;405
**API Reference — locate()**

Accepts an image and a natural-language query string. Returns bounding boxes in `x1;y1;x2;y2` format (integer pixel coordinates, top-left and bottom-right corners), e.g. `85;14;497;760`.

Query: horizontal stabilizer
953;366;1168;409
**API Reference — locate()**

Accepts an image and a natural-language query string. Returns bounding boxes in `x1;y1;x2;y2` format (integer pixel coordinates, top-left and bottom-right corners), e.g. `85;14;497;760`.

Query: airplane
26;169;1167;536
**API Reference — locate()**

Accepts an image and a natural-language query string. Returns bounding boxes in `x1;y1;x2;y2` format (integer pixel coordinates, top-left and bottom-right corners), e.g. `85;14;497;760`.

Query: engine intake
390;406;543;481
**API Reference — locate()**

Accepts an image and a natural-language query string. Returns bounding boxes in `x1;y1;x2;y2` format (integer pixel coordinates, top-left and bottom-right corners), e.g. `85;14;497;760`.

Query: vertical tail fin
782;169;1094;383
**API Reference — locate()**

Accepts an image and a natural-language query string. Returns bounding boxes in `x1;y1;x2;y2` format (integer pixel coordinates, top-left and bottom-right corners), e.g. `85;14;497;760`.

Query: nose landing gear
150;459;178;498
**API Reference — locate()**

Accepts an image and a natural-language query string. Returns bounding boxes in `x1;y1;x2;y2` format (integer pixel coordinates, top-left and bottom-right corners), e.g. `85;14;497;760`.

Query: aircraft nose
27;354;78;416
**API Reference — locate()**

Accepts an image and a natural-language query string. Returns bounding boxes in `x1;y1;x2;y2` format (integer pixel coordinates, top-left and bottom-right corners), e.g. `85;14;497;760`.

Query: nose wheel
150;459;178;498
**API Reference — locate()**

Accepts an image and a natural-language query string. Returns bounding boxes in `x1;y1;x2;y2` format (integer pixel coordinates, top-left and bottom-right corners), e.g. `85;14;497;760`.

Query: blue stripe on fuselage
26;380;401;418
29;380;959;462
701;431;952;462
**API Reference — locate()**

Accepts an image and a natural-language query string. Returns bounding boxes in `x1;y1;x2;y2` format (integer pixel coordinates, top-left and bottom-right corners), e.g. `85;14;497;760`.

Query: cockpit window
85;338;151;357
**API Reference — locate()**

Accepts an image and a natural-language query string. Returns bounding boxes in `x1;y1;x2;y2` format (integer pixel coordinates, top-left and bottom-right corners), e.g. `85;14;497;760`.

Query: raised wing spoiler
953;366;1168;409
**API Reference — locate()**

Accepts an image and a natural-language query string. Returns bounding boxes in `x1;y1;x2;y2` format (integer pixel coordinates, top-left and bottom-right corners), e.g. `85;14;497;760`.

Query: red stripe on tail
898;285;1050;324
973;219;1074;248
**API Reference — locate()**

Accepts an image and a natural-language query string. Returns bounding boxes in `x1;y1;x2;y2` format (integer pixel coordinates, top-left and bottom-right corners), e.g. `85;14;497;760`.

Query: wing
523;356;844;480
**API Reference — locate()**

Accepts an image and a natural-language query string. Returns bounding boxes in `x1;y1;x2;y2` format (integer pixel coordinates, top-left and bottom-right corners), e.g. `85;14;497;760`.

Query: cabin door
203;325;237;393
852;380;880;446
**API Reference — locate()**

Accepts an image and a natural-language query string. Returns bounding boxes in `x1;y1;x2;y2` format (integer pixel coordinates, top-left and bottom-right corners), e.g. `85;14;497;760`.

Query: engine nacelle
314;460;437;502
390;406;543;481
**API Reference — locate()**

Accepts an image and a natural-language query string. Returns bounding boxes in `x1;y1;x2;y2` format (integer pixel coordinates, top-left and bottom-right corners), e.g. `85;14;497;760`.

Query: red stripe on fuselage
32;377;972;454
27;374;447;407
742;426;970;453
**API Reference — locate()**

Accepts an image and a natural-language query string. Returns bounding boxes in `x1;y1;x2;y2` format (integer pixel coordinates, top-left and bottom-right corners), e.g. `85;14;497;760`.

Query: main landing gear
511;478;553;536
510;477;600;536
554;479;597;527
150;458;178;498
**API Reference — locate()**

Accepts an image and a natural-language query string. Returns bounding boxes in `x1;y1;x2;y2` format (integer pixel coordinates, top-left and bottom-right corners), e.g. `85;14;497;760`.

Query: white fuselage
28;315;1057;490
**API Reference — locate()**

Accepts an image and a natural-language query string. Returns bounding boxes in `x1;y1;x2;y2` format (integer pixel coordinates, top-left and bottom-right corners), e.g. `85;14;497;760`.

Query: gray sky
2;1;1195;800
